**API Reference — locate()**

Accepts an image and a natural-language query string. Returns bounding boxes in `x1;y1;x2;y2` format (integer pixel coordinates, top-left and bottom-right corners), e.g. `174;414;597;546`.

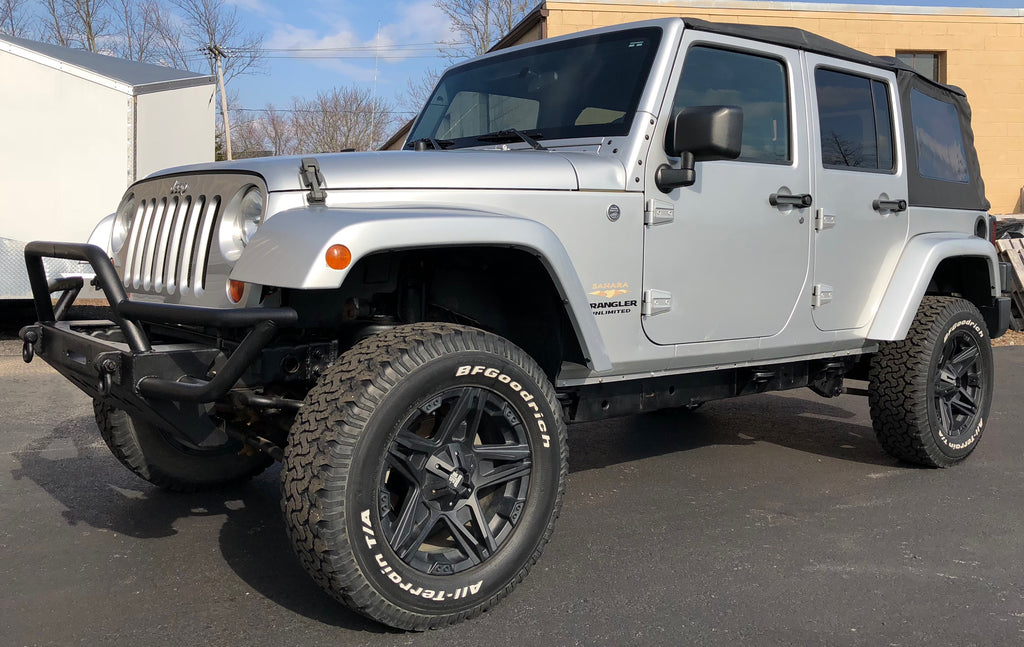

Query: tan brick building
388;0;1024;214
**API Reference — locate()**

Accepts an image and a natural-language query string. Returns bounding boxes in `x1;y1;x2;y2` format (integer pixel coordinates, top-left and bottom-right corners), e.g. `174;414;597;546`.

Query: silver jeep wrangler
21;18;1010;629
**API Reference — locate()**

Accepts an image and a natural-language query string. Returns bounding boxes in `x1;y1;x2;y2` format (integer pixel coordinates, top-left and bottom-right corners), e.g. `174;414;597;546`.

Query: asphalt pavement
3;339;1024;646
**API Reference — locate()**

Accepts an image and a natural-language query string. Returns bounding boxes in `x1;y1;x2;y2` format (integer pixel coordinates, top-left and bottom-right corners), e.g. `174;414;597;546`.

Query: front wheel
281;323;567;629
869;296;994;467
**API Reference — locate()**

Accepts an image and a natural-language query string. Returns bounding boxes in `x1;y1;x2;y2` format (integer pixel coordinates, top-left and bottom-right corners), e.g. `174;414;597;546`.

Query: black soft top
681;18;964;96
682;17;988;211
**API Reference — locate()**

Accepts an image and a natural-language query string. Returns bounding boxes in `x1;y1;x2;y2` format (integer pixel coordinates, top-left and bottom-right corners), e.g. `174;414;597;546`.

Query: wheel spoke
393;509;440;561
938;398;953;431
935;378;958;398
466;493;499;554
387;446;426;487
436;388;477;444
951;389;979;417
441;513;484;566
463;391;491;444
474;443;531;461
393;429;438;454
388;486;425;549
476;460;532;489
948;345;980;376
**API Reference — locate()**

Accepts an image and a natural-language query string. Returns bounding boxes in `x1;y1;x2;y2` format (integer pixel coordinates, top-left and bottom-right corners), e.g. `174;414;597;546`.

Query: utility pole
203;44;233;160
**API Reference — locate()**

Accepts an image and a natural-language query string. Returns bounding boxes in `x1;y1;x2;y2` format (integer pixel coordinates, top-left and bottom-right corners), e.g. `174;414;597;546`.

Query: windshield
407;27;663;149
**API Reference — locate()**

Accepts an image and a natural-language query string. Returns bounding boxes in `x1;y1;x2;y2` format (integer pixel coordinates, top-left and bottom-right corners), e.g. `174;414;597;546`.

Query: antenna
371;19;381;151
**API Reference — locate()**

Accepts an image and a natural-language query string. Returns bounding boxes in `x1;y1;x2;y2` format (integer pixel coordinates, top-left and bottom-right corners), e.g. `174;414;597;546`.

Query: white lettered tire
281;323;567;629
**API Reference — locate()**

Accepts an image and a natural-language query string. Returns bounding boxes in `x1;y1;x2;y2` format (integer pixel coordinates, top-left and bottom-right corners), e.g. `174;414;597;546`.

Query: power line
233;107;418;115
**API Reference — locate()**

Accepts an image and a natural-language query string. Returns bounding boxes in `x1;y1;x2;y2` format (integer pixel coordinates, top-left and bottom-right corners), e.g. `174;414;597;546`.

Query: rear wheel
94;402;273;492
869;297;993;467
281;323;567;630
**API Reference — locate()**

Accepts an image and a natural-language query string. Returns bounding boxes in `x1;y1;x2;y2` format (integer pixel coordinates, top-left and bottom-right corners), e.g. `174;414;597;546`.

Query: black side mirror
656;105;743;193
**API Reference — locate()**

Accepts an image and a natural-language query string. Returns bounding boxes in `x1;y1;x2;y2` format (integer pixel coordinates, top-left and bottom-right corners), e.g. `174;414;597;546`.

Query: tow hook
19;326;39;364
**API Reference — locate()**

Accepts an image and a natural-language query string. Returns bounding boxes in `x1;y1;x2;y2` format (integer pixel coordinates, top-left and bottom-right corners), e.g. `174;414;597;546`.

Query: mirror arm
655;152;695;193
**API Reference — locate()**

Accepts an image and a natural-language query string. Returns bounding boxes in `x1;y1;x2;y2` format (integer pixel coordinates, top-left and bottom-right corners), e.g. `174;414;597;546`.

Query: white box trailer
0;34;215;299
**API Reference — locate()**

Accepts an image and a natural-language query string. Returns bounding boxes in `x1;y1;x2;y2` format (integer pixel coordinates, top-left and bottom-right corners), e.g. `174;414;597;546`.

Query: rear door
806;55;909;331
642;34;812;345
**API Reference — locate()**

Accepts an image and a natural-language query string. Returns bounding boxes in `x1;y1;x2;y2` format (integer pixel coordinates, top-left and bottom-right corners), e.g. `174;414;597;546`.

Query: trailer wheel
94;402;273;492
869;296;993;467
281;323;567;630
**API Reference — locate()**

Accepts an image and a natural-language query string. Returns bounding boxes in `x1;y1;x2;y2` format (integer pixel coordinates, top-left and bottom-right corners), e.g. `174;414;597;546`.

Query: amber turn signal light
325;244;352;270
227;279;246;303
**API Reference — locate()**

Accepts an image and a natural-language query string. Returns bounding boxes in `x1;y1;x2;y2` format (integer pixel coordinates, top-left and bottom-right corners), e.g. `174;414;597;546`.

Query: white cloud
263;0;456;82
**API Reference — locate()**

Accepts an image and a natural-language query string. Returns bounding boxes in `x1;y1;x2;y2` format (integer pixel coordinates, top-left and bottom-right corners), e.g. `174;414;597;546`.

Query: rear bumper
20;242;298;441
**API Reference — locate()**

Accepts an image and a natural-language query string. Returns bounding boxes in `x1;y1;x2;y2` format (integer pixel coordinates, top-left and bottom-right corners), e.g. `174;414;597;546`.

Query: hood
153;149;627;193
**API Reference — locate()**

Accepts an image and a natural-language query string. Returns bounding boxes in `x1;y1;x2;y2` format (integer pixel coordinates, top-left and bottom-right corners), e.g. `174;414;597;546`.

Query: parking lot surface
3;339;1024;646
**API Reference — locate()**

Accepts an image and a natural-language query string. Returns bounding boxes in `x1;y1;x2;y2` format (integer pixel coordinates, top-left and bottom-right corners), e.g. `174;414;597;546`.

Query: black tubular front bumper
20;242;297;438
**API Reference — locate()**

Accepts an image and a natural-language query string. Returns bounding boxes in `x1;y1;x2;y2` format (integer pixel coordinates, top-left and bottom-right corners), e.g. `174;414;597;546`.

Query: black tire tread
868;296;989;468
281;322;567;630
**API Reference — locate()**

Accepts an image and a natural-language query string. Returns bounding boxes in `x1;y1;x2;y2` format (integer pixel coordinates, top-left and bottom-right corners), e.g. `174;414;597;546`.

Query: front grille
122;193;222;296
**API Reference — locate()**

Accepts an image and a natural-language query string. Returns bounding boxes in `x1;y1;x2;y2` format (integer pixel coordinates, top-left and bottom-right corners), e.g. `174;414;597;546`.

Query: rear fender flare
868;233;1000;341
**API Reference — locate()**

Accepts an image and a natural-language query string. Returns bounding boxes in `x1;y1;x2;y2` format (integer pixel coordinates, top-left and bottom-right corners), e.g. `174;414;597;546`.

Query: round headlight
235;187;264;247
111;194;136;253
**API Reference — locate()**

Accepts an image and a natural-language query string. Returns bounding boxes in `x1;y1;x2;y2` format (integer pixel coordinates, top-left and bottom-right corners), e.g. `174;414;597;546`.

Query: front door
642;35;811;345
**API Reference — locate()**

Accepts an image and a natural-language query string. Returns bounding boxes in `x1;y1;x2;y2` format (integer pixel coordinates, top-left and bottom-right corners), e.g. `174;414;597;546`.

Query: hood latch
300;157;327;204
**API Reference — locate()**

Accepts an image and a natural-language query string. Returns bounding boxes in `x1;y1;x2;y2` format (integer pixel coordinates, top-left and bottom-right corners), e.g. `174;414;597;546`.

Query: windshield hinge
300;157;327;204
644;200;674;226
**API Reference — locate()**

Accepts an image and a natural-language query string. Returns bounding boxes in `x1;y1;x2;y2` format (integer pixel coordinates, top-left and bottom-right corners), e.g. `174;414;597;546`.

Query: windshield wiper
407;137;454;151
475;129;546;150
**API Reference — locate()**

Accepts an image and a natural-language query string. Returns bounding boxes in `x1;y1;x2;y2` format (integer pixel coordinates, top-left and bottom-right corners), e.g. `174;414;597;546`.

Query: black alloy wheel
380;386;532;576
932;327;984;440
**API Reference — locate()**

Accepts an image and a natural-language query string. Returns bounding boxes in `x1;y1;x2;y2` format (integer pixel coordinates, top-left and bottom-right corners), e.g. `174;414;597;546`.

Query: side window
815;69;894;172
909;89;969;183
674;46;790;164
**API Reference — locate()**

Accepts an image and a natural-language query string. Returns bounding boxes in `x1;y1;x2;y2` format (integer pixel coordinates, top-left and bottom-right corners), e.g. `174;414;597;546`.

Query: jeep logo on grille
169;180;189;195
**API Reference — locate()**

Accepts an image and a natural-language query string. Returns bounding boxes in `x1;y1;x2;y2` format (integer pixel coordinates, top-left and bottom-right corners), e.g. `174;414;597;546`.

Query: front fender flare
232;206;611;372
868;233;1000;341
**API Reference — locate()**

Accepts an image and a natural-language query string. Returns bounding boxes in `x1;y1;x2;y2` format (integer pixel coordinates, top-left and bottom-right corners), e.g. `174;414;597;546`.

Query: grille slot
122;192;222;295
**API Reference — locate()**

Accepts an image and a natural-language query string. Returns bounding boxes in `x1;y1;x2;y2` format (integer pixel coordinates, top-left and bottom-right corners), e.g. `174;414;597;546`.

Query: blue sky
228;0;457;122
227;0;1024;122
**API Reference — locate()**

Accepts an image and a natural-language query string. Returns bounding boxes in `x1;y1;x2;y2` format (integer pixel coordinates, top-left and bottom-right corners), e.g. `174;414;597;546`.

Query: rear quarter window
910;89;969;183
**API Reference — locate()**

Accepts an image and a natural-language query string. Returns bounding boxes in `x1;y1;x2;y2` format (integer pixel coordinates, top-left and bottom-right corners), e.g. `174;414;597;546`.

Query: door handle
769;193;813;208
873;198;907;213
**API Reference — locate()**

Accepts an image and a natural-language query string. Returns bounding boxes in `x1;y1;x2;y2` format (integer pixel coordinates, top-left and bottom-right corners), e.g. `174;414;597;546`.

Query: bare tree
71;0;107;51
292;87;399;153
113;0;160;61
40;0;110;51
263;104;295;156
147;2;192;69
228;104;299;158
165;0;262;82
434;0;532;59
0;0;31;37
40;0;73;46
398;67;441;116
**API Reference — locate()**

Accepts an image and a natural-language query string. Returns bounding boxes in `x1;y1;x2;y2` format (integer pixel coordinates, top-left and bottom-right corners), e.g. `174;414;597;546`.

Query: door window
674;46;790;165
815;69;894;172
